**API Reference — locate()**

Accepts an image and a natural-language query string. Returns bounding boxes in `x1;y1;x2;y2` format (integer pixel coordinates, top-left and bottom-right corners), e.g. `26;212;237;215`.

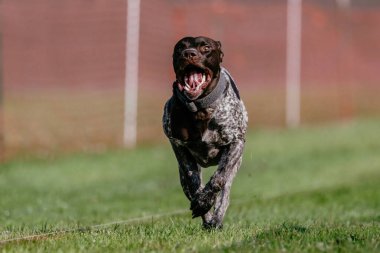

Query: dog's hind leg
203;140;245;229
211;155;242;228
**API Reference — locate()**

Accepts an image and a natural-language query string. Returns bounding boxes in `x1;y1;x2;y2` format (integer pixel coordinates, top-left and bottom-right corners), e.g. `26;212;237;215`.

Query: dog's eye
202;45;211;53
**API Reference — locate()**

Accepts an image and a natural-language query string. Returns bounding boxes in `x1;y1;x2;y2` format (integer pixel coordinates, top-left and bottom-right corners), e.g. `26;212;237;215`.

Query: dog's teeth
185;78;190;88
197;74;206;87
184;86;190;91
189;75;194;85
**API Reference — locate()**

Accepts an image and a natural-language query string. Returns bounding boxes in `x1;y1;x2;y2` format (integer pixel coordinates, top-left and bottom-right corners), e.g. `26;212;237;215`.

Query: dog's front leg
171;142;201;200
170;142;213;224
171;142;214;224
191;140;245;228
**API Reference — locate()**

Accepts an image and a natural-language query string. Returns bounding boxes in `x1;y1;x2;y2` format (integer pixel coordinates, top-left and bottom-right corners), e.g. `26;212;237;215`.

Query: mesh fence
1;0;380;158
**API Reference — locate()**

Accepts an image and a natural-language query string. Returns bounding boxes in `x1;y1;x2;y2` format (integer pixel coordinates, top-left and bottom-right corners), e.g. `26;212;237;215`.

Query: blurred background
0;0;379;160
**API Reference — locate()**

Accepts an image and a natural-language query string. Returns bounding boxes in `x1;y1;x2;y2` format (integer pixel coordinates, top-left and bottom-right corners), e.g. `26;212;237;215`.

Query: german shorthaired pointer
163;36;248;229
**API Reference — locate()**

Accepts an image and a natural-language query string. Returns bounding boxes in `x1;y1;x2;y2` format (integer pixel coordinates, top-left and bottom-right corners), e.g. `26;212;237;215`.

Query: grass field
0;118;379;252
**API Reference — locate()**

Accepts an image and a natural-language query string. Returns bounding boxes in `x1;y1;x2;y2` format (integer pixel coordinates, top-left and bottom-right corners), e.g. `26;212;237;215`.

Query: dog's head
172;36;224;100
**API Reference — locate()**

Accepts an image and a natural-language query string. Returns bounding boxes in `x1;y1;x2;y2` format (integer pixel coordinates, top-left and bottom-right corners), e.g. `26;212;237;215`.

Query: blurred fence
1;0;380;159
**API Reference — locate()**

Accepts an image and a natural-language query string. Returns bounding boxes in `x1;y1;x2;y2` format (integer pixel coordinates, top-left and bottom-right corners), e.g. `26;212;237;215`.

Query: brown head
172;36;224;100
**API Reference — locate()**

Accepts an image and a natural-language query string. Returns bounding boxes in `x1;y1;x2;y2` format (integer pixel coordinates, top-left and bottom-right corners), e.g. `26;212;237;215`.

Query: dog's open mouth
178;65;212;100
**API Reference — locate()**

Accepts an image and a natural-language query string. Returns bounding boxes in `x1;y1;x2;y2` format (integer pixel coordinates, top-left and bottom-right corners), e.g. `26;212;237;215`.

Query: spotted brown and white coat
163;67;248;229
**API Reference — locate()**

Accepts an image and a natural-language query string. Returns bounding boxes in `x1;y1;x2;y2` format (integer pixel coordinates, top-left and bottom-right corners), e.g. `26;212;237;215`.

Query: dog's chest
168;100;234;144
163;86;247;166
168;109;227;166
169;106;223;142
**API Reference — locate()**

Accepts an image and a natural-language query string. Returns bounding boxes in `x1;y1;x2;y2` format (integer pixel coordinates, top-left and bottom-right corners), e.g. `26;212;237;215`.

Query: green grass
1;118;380;252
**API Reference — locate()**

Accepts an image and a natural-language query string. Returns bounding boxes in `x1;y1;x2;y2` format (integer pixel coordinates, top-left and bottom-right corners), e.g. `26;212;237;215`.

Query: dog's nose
182;48;199;60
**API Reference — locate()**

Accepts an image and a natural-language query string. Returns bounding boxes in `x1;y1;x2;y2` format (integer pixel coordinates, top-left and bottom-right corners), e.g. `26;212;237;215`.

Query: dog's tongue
187;72;203;89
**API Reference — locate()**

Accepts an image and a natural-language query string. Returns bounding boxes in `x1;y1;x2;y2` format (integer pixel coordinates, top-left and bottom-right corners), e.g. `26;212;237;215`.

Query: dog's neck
200;71;220;98
175;68;230;112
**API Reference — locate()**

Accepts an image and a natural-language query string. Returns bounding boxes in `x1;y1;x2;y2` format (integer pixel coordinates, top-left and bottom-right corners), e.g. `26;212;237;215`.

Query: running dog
163;36;248;229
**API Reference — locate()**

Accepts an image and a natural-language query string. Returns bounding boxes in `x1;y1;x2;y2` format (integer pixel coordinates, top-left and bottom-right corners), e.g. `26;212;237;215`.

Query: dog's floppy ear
217;41;224;63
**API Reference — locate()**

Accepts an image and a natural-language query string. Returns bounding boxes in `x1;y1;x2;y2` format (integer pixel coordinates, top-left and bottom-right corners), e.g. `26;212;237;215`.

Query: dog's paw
202;220;223;230
190;189;216;218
